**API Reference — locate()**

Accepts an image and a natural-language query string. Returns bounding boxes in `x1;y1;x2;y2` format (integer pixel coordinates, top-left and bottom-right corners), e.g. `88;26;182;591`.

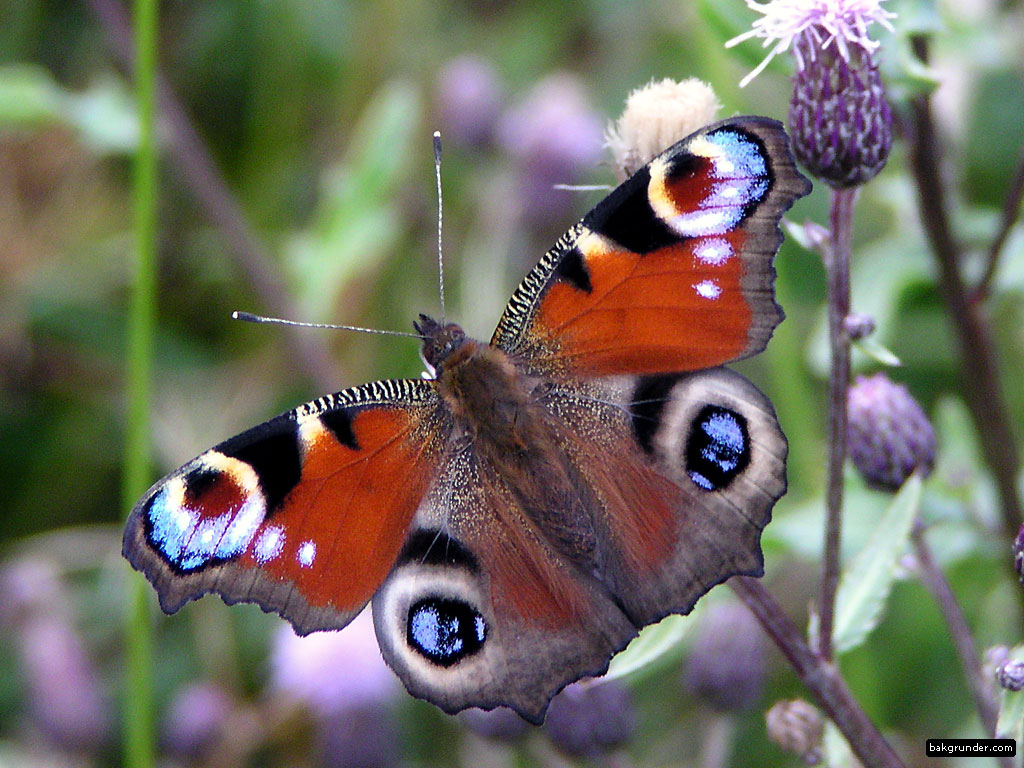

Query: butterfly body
124;117;810;723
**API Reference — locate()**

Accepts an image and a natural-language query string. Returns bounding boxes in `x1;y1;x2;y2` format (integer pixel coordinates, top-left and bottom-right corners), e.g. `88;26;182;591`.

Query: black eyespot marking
407;598;487;667
583;165;680;253
629;374;680;454
686;405;751;491
397;530;479;572
554;246;593;293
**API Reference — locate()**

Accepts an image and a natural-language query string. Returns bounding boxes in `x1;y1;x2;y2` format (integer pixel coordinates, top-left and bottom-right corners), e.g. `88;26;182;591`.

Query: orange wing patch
239;407;439;613
535;227;753;375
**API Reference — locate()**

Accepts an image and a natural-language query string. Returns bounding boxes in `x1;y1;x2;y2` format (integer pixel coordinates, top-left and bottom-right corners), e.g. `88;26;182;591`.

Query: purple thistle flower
163;682;234;759
728;0;895;186
496;73;604;225
726;0;897;88
269;610;399;718
0;559;110;754
847;373;936;490
270;610;402;768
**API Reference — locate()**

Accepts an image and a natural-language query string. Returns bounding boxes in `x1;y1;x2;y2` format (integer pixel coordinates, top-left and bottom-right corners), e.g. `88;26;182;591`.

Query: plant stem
974;147;1024;301
910;521;1012;768
819;186;858;661
731;577;905;768
906;35;1024;543
122;0;158;764
87;0;338;393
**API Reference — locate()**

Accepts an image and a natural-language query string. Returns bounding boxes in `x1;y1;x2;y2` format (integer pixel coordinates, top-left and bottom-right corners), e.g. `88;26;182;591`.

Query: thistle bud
766;699;824;765
726;0;897;187
847;373;936;490
543;679;634;757
996;659;1024;692
683;601;764;711
458;707;530;741
788;37;893;187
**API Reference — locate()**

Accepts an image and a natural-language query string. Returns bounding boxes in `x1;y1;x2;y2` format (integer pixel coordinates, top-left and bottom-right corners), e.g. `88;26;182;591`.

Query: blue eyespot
686;405;750;491
407;598;487;667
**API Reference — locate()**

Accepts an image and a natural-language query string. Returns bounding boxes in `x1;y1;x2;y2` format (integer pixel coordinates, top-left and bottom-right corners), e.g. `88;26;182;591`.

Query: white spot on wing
695;280;722;300
694;239;732;266
254;525;285;564
298;540;316;568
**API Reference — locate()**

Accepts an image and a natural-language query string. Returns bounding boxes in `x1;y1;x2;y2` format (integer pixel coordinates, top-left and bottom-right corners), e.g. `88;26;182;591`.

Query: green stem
122;0;159;765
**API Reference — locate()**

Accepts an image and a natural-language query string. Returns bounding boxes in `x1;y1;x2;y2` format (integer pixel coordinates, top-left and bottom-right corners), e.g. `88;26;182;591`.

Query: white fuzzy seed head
606;78;721;179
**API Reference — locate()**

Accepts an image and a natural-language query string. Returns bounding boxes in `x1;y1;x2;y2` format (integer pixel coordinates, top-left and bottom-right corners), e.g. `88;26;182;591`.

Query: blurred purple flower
270;609;399;718
543;679;634;757
271;609;401;768
496;73;604;225
163;682;234;759
0;558;110;753
847;373;936;490
437;55;503;146
458;706;530;741
684;601;765;712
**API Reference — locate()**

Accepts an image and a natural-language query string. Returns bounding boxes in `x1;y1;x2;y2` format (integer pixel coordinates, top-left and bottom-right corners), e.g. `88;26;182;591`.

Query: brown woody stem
731;577;905;768
819;186;858;661
906;35;1023;542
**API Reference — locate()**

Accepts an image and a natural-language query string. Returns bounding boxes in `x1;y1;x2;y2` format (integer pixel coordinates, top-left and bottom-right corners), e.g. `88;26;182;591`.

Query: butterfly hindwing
491;116;810;377
372;447;637;724
551;368;786;627
123;379;448;634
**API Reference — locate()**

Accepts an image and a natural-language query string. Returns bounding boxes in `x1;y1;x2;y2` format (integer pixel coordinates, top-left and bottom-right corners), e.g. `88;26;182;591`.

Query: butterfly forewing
491;117;810;377
123;379;448;634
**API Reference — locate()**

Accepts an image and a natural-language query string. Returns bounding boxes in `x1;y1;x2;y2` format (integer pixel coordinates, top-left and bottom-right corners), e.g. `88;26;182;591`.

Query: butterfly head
414;314;468;374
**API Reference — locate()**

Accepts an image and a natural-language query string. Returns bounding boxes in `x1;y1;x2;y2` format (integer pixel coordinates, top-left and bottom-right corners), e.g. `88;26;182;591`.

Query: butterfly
124;116;811;724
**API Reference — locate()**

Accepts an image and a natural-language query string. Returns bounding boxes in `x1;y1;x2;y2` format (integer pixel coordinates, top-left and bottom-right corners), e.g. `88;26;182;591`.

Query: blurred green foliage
1;0;1023;766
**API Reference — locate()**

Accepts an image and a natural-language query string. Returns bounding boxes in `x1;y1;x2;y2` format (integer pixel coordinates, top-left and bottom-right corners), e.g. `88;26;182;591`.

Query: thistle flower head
847;374;936;490
727;0;897;88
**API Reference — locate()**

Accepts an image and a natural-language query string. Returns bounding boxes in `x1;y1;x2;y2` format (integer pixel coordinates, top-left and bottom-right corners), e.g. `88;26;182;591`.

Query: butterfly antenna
232;311;422;339
433;131;446;324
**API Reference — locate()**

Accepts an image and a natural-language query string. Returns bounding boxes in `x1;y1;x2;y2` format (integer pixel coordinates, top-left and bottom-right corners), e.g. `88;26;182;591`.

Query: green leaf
853;336;902;368
604;609;697;682
832;474;922;654
0;65;138;154
0;64;64;125
285;80;421;319
996;646;1024;740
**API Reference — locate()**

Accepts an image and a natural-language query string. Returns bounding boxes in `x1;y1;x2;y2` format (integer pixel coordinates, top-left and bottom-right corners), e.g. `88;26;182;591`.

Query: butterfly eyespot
407;597;487;667
685;405;751;492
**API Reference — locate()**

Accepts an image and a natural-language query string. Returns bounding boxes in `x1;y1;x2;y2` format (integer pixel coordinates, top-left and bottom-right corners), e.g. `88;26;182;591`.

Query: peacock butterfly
123;116;811;723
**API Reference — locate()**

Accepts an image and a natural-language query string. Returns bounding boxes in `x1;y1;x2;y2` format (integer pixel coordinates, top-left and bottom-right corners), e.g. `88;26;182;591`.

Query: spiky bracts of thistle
728;0;896;186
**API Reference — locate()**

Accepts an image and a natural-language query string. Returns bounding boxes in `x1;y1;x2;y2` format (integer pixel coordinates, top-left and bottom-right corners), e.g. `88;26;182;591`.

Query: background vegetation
1;0;1022;766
